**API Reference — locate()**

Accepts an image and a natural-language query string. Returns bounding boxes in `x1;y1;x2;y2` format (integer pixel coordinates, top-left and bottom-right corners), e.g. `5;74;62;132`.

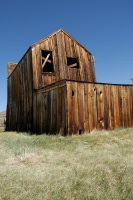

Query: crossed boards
41;51;54;73
41;50;79;73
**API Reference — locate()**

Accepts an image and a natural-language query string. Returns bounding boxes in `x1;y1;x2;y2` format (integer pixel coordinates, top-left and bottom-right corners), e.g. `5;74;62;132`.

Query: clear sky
0;0;133;112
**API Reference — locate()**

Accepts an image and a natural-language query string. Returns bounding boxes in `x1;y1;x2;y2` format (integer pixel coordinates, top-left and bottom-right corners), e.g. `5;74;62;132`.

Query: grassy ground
0;111;6;126
0;128;133;200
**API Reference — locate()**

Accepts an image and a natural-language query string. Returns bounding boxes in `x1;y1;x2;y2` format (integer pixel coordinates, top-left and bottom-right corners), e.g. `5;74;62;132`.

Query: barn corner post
6;63;17;131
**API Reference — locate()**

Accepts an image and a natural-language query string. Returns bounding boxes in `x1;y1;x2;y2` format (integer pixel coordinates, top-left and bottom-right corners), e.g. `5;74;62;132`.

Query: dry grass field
0;127;133;200
0;111;5;127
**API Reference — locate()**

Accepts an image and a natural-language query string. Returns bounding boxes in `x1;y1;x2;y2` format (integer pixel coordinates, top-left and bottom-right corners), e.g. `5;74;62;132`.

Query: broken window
67;57;79;68
41;50;54;73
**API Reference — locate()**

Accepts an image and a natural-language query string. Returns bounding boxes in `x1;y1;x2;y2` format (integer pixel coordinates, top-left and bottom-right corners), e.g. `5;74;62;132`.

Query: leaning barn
6;29;133;135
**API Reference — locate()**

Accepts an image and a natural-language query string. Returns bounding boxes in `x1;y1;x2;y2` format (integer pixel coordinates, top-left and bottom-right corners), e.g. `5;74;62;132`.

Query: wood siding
33;81;67;134
67;81;133;135
6;30;133;135
6;49;33;132
32;30;96;89
33;80;133;135
8;63;17;77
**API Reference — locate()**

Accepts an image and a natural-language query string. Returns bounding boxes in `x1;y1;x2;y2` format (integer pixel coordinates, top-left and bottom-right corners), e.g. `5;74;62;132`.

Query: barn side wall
67;81;133;135
33;81;67;135
33;80;133;136
32;30;96;89
6;49;33;132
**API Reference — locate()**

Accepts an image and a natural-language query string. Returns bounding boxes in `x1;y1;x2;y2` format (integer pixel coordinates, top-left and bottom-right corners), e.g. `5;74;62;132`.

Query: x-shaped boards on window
42;53;52;68
41;52;79;70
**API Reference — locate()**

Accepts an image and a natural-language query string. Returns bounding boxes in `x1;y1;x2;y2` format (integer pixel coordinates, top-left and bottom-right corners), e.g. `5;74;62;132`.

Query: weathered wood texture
32;30;96;89
6;49;33;132
33;80;133;135
6;29;133;135
66;81;133;135
33;81;67;134
8;63;17;77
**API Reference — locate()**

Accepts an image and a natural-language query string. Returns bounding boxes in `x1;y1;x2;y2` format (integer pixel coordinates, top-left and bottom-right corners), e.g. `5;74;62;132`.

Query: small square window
41;50;54;73
67;57;79;68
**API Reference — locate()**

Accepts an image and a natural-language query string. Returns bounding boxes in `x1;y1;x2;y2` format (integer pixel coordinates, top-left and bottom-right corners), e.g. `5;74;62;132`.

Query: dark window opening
67;57;79;68
41;50;54;73
79;129;82;135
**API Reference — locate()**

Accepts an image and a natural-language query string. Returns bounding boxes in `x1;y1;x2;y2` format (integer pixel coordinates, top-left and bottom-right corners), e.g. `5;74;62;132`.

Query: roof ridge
31;29;92;55
31;28;64;47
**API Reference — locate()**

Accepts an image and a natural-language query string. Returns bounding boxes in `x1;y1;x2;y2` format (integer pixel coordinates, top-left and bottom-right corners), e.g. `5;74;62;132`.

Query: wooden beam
42;54;50;68
42;56;52;64
68;63;77;68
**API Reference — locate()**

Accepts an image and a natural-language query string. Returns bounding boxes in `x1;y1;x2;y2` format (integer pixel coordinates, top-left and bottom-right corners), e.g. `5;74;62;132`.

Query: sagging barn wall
33;80;67;134
32;30;96;89
33;80;133;135
6;48;33;132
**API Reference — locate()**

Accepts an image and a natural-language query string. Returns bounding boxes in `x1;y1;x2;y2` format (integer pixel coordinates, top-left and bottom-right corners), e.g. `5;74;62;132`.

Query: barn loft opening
67;57;79;68
41;50;54;73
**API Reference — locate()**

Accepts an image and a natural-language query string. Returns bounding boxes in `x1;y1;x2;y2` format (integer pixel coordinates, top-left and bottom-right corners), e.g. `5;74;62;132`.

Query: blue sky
0;0;133;111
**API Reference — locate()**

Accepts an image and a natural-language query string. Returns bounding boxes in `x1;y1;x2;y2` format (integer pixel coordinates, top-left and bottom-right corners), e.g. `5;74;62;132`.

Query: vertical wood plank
67;82;72;135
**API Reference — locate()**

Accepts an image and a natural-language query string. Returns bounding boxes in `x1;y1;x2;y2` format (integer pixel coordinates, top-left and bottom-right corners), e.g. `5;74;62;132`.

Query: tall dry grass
0;128;133;199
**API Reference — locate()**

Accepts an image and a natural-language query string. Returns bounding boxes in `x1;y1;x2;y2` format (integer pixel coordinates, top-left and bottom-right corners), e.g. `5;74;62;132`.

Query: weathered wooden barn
6;29;133;135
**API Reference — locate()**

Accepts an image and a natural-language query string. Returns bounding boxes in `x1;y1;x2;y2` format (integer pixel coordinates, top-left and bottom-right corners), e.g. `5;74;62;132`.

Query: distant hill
0;111;6;127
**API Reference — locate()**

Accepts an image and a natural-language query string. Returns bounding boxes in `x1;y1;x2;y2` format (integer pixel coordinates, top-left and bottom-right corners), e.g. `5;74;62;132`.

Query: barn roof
8;29;92;78
31;29;92;55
